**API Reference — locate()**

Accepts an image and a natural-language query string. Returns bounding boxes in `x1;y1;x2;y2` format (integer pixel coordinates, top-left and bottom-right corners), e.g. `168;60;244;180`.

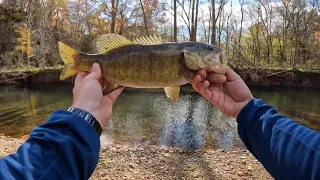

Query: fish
58;33;227;103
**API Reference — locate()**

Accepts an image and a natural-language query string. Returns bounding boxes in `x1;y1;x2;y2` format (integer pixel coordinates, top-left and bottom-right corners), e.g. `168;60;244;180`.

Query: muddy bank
0;67;319;89
0;135;272;180
0;67;71;86
234;68;320;89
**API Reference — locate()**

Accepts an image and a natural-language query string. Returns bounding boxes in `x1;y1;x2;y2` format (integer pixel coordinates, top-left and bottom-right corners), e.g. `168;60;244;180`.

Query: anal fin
164;86;180;104
103;81;120;95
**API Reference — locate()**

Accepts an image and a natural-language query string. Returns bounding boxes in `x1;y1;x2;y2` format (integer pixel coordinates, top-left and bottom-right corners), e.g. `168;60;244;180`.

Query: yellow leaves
57;0;70;9
89;13;129;36
314;31;320;41
15;24;33;58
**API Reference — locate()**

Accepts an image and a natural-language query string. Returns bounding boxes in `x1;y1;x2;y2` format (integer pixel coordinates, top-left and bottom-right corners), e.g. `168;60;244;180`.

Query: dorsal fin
96;33;135;54
133;35;163;45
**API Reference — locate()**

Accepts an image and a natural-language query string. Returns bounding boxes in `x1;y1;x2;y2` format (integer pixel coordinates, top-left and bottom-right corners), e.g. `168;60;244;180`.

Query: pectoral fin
103;81;120;95
164;86;180;104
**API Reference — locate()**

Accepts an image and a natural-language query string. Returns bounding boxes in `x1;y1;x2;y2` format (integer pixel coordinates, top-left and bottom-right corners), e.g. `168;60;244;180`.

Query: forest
0;0;320;70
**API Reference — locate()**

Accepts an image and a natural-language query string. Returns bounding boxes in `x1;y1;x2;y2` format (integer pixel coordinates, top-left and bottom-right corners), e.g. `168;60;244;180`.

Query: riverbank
0;135;272;179
0;66;319;89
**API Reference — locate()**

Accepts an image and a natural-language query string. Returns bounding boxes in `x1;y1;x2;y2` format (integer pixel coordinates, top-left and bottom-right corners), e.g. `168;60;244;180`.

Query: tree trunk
238;0;244;60
218;7;223;46
193;0;199;42
211;0;216;45
111;0;116;33
139;0;149;35
173;0;177;42
208;8;211;44
190;0;196;41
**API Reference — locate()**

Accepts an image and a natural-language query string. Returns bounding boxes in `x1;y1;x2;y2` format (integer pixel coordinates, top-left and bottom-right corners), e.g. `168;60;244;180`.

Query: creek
0;84;319;150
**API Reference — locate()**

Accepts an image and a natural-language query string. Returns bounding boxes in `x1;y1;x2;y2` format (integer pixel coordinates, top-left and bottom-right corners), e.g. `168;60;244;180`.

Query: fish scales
94;44;185;88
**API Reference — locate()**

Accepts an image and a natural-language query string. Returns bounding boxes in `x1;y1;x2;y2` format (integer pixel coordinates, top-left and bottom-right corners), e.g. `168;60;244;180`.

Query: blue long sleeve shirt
0;110;100;180
238;99;320;180
0;99;319;179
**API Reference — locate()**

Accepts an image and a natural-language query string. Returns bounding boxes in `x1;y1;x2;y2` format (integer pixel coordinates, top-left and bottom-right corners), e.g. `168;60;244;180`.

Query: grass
239;66;320;73
268;67;319;73
0;66;64;73
1;65;319;74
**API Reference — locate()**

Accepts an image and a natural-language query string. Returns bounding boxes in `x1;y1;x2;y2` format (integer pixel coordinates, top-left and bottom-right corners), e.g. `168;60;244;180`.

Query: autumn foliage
0;0;319;70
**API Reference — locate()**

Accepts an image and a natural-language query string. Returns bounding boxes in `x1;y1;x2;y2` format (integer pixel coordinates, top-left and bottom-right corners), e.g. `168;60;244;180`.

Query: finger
104;87;125;104
197;69;207;81
207;73;226;84
191;75;202;92
203;89;213;102
207;85;223;105
98;77;106;88
225;66;241;82
192;77;210;96
200;80;210;95
84;63;102;80
74;72;89;85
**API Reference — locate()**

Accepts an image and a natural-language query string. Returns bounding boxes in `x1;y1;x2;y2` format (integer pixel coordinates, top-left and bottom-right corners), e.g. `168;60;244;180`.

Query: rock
247;165;254;171
162;152;170;157
128;163;136;168
128;168;139;174
191;170;202;178
237;171;244;177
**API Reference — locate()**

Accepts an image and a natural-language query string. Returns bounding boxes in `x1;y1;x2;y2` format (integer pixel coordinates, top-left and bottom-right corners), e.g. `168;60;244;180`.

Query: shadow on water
0;84;319;150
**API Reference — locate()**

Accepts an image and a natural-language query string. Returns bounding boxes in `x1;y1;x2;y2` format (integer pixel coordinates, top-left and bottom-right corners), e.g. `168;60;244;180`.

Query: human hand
71;63;124;128
191;66;253;119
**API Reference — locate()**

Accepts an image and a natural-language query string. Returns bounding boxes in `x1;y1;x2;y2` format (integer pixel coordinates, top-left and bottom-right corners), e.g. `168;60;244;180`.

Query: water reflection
0;84;319;150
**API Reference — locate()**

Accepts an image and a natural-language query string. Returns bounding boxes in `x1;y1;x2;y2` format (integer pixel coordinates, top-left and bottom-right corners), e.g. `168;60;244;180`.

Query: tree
173;0;177;42
210;0;227;45
16;24;33;66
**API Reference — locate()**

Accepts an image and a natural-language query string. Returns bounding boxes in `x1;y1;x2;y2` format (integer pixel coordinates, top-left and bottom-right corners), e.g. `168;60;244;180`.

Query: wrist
234;98;254;119
67;107;102;136
71;102;98;118
236;98;255;122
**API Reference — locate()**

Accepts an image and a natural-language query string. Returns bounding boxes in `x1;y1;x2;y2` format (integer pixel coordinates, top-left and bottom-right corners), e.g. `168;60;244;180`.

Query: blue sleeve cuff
33;109;101;144
236;98;276;155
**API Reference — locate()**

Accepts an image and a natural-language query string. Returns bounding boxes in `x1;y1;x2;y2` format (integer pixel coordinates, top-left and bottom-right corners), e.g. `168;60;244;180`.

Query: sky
163;0;244;29
163;0;317;32
0;0;3;4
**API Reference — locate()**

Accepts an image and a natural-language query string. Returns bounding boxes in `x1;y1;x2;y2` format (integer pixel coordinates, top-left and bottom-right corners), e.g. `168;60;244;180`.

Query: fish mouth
219;51;227;64
205;53;221;65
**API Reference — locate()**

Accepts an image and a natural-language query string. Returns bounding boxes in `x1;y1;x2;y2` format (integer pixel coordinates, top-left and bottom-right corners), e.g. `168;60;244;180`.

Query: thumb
85;63;101;80
103;87;124;104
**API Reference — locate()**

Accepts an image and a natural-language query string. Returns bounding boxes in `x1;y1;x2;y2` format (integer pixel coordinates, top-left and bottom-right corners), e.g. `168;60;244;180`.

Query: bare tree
173;0;177;42
238;0;244;49
210;0;227;45
139;0;149;35
111;0;120;33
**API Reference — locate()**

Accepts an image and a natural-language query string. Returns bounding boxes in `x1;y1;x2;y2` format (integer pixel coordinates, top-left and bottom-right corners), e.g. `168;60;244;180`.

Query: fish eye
207;45;213;51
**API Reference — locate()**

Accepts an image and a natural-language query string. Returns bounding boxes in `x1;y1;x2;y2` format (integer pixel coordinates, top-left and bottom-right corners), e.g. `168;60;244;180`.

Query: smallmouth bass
58;34;227;103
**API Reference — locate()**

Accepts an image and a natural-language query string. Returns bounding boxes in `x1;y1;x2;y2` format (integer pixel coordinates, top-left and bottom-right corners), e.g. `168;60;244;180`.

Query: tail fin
58;42;80;80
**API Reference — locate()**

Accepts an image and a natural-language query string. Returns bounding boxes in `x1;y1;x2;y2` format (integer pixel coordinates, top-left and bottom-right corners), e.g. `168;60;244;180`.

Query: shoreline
0;67;319;89
0;135;272;179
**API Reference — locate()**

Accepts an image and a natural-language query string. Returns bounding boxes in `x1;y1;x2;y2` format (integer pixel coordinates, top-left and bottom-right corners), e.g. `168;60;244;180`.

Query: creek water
0;84;319;150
